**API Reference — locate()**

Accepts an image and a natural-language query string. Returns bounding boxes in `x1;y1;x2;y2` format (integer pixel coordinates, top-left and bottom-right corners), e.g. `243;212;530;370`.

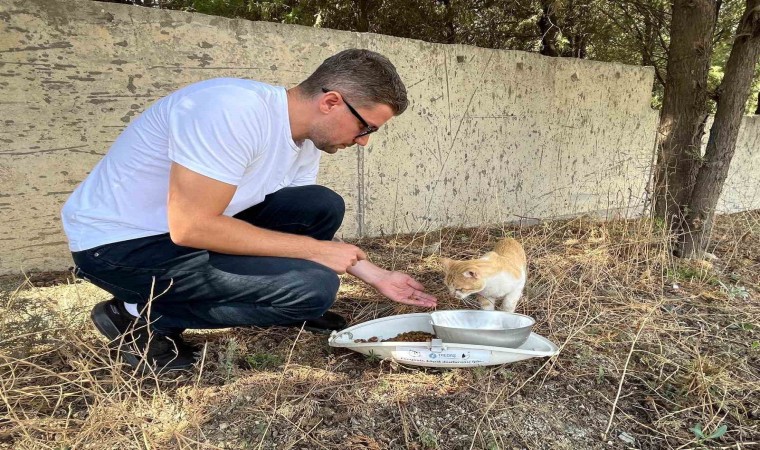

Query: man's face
312;92;395;154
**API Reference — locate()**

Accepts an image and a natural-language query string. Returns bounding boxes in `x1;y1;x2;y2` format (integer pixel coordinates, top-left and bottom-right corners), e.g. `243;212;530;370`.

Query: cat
440;237;527;312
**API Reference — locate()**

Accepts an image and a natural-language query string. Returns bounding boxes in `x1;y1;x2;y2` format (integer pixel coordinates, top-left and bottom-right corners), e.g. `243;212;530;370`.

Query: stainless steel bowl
430;310;535;348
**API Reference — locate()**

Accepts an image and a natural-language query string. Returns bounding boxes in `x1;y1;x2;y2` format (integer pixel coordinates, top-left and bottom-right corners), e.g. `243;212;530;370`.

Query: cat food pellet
382;331;437;342
353;332;437;343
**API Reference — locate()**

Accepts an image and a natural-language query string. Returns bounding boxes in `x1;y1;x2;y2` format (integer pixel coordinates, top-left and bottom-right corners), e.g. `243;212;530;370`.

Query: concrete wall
0;0;696;274
710;116;760;214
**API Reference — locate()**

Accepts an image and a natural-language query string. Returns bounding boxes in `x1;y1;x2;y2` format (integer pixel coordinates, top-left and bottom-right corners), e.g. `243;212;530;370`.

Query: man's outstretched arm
167;162;366;274
347;260;437;307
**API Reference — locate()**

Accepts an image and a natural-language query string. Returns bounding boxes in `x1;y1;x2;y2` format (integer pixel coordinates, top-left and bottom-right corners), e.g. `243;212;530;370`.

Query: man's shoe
285;310;347;335
90;299;197;373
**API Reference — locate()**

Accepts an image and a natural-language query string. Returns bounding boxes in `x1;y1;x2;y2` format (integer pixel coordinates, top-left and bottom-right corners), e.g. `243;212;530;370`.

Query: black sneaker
284;310;347;335
90;298;197;373
91;299;202;353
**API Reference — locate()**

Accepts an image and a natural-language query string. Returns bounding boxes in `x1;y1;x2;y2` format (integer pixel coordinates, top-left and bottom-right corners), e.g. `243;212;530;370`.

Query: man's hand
308;240;367;274
347;260;437;307
372;271;438;307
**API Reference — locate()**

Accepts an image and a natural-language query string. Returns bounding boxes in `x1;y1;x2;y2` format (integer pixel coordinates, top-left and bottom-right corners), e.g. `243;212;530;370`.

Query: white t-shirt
62;78;322;252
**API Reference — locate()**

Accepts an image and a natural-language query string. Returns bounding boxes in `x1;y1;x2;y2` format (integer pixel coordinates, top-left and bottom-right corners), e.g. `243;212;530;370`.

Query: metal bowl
430;310;535;348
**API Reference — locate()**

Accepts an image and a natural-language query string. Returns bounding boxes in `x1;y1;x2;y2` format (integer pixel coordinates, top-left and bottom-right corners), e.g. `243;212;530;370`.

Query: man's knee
284;266;340;320
308;268;341;316
295;186;345;240
306;185;345;223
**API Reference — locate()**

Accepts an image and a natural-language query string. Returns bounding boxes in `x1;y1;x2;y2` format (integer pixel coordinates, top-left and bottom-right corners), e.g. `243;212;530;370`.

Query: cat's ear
463;270;480;279
440;258;453;270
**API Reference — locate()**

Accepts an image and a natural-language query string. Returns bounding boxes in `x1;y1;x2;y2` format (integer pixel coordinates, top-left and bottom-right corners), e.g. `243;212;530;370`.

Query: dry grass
1;212;759;449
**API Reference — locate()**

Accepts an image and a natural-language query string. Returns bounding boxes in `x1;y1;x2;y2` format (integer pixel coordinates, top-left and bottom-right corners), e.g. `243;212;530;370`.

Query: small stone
421;241;441;256
618;432;635;444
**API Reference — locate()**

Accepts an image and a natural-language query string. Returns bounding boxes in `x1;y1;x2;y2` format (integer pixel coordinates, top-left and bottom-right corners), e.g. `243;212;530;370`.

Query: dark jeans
72;185;344;334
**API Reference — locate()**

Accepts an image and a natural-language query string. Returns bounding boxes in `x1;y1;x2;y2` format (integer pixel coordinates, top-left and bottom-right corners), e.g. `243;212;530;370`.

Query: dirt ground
1;212;758;449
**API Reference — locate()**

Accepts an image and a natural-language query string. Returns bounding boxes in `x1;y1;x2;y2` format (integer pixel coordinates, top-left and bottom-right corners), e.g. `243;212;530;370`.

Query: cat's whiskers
459;295;481;309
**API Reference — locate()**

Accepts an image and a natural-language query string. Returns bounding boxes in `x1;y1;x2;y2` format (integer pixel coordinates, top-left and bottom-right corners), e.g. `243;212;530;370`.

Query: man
61;49;437;372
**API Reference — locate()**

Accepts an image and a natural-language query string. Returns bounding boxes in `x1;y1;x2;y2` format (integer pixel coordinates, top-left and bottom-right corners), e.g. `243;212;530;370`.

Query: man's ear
320;90;341;114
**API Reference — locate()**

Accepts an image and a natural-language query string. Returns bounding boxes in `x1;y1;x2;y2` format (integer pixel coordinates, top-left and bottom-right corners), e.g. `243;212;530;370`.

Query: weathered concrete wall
707;116;760;214
1;0;661;273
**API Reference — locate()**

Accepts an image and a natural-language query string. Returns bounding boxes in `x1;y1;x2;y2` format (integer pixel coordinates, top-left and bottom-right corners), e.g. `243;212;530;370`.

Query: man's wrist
300;236;323;261
348;259;388;286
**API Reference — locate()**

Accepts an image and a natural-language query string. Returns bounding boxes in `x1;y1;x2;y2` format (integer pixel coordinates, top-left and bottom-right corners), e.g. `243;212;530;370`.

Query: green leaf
689;424;705;439
706;424;727;440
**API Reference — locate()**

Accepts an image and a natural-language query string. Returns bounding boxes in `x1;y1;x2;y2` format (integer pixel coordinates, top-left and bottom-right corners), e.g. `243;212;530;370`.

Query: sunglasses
322;88;379;138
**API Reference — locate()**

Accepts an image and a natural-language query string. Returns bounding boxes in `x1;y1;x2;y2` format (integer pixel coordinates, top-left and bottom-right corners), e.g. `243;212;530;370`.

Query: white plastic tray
328;312;559;368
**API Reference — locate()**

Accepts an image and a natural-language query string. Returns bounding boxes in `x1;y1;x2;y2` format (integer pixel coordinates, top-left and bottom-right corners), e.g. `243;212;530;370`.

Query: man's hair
299;49;408;115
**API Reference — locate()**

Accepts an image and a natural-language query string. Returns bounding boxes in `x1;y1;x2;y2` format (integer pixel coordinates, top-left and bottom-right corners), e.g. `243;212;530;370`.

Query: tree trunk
569;33;587;58
442;0;456;44
356;0;371;33
563;1;587;58
642;15;653;66
640;7;666;88
755;91;760;114
653;0;717;239
681;0;760;257
538;2;560;56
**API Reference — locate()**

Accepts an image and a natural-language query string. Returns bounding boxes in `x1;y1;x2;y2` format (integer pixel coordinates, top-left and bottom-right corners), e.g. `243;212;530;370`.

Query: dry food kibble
382;331;437;342
353;331;436;343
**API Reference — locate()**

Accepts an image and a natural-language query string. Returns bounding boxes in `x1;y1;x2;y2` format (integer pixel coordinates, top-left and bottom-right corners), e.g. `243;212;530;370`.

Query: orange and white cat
441;238;527;312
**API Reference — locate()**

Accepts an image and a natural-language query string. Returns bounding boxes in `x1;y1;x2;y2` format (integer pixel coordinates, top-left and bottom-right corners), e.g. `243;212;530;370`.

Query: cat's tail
494;237;526;264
